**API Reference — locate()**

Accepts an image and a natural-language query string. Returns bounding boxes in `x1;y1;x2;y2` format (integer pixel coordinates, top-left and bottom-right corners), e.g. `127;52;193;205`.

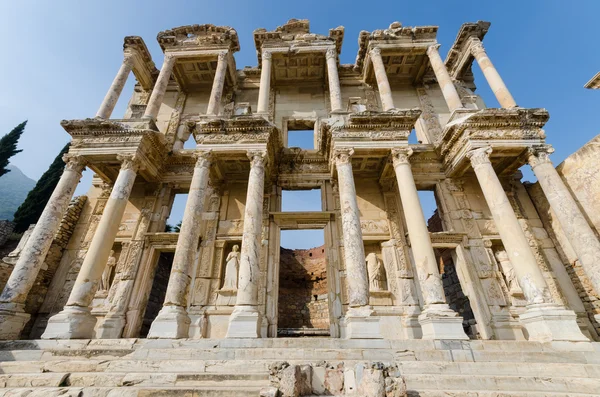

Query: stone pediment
157;24;240;52
440;107;548;176
253;19;344;66
355;22;438;74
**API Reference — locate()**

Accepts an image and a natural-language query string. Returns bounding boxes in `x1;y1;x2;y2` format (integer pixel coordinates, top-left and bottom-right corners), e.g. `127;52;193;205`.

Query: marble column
42;155;141;339
0;155;87;340
148;151;213;338
332;148;381;339
426;45;463;113
391;148;467;340
469;38;516;108
325;48;343;112
256;51;272;115
143;54;176;120
468;146;587;342
226;150;267;338
206;53;228;116
369;47;395;111
528;146;600;301
96;54;135;119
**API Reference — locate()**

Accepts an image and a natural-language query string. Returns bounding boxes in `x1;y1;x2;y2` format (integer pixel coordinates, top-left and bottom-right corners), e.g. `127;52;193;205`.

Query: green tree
0;121;27;177
12;143;70;233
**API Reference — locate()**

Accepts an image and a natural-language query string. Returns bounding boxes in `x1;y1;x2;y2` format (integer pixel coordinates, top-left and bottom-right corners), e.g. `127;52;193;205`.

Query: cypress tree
0;121;27;177
13;143;71;233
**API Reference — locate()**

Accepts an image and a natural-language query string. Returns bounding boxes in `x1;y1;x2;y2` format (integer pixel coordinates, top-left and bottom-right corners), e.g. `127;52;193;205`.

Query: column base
41;306;96;339
520;303;589;342
418;305;469;340
344;306;382;339
226;306;261;338
0;304;30;340
95;314;126;339
147;306;191;339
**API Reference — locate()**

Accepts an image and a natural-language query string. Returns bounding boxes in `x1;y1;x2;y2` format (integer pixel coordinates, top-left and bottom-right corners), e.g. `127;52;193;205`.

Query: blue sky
2;1;599;249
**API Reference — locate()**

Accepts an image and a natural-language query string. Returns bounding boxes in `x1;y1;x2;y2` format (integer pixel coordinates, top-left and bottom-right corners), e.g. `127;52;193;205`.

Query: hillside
0;165;36;220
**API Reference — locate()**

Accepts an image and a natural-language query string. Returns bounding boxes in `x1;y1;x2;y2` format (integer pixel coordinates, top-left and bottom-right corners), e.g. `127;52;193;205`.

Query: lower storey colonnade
0;144;596;343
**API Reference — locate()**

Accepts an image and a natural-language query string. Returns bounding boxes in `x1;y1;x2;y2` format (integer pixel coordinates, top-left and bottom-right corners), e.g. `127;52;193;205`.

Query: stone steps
0;339;599;396
0;386;267;397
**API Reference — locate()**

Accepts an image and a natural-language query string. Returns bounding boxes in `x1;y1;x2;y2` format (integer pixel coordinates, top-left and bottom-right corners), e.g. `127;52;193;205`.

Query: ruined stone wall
278;245;329;330
0;221;14;247
526;182;600;334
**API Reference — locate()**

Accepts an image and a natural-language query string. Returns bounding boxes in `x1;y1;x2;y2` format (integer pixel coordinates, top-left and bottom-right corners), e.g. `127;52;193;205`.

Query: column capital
468;37;486;58
262;50;272;61
193;150;214;168
466;146;492;166
369;47;382;57
325;48;337;60
62;154;88;173
122;52;136;68
247;150;268;168
527;145;554;168
116;154;143;172
391;147;414;167
217;52;227;62
332;147;355;165
426;44;442;56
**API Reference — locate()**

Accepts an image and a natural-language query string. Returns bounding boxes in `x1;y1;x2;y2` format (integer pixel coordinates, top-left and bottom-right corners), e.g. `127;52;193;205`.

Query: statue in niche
366;252;386;292
495;249;522;296
222;245;240;290
100;250;117;292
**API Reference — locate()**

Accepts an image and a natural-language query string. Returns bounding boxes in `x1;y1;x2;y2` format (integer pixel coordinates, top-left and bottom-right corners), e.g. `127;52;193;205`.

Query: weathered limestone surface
2;17;600;396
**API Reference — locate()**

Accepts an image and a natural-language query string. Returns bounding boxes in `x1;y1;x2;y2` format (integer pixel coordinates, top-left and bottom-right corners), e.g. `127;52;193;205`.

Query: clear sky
2;1;599;248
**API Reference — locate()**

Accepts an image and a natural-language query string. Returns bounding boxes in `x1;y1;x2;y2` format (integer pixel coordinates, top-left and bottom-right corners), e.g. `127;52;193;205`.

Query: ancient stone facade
1;18;600;396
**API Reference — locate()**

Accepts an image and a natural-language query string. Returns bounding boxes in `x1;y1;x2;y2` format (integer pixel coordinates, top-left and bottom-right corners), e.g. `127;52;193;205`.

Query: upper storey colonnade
93;19;518;127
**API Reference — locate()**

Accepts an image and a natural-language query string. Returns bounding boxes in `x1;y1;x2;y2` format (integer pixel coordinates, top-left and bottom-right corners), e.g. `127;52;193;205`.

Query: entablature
62;118;168;183
440;107;548;177
444;21;490;85
123;36;159;91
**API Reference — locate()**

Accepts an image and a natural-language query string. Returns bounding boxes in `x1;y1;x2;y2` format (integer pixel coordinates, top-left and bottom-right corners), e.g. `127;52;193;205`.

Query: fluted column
326;48;343;112
42;155;141;339
226;150;267;338
206;53;228;116
528;145;600;299
391;148;467;340
333;148;369;307
143;54;176;120
148;151;213;338
96;53;135;119
257;51;272;114
369;47;395;111
468;146;587;342
0;155;87;340
426;45;463;113
469;38;516;108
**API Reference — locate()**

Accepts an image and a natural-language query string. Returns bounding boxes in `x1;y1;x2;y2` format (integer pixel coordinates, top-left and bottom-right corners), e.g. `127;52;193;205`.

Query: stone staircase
0;338;598;396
